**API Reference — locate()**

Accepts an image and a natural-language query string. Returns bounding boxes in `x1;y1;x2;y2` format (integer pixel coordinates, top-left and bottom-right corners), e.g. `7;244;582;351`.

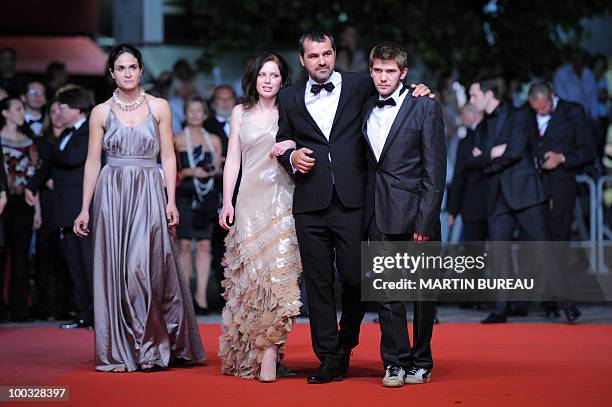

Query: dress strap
143;94;154;116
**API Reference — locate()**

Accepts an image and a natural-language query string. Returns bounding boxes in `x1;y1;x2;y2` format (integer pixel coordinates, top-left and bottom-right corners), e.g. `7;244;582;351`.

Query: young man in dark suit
26;86;94;329
276;31;431;384
362;42;446;387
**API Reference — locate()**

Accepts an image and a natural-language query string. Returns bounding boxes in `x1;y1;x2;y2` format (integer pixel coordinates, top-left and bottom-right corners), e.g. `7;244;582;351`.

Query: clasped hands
472;144;506;159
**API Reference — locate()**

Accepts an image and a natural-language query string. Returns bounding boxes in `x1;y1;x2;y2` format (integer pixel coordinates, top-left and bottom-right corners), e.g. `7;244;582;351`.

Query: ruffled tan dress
219;107;302;378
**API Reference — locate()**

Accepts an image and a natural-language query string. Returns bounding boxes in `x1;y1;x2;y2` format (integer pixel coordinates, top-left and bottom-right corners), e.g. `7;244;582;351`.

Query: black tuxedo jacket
447;127;488;222
362;93;447;237
203;114;228;156
472;103;547;215
526;99;597;211
277;72;374;214
28;121;90;227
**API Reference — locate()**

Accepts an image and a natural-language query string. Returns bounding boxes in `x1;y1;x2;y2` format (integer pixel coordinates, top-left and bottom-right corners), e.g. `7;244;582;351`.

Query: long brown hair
241;51;291;111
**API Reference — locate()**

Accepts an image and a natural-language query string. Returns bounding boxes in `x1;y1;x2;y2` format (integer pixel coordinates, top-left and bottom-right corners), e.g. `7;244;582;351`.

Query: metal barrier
443;174;609;272
596;175;612;274
576;175;597;243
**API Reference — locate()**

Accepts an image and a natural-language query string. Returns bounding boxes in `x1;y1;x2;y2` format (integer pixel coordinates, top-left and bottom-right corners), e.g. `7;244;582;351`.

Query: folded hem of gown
219;201;302;378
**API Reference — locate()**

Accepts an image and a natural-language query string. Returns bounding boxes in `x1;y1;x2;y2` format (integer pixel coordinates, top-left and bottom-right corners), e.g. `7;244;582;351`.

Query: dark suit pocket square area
390;182;421;193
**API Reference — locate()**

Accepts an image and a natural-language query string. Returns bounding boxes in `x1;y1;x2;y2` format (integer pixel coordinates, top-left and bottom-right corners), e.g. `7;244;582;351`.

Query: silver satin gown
93;101;205;372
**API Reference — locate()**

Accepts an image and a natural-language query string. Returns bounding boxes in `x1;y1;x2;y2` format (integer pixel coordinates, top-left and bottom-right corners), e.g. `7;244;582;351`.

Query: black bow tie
375;98;396;108
310;82;335;95
61;127;75;137
27;117;44;124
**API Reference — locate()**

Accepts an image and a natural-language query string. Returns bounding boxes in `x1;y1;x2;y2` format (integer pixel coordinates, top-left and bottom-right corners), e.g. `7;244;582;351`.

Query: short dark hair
57;86;94;115
45;62;66;80
369;41;408;71
472;76;500;99
107;43;143;73
211;85;237;102
21;79;45;96
298;30;336;56
528;82;553;100
241;51;291;111
0;47;16;59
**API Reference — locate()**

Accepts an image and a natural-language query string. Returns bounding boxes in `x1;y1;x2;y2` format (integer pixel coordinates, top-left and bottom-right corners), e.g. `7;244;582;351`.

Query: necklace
113;87;145;111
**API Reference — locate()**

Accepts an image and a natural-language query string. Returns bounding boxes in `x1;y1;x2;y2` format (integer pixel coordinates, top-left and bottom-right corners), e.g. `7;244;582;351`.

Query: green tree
190;0;611;81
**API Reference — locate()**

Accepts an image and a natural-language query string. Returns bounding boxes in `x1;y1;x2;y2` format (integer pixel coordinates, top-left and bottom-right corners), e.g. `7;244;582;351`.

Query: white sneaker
404;366;431;384
382;365;405;387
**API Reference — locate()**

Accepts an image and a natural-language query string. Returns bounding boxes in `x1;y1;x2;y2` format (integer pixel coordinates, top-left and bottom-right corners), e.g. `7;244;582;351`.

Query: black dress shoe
338;348;352;375
563;305;581;323
543;302;561;318
307;362;343;384
481;313;507;324
60;319;93;329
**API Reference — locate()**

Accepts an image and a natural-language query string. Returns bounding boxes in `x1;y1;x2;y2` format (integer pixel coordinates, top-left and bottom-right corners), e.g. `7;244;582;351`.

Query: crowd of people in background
0;35;610;324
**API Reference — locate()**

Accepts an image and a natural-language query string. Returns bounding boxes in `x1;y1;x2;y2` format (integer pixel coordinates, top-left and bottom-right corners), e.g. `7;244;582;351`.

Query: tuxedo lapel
378;94;416;162
494;105;509;143
330;72;353;139
361;95;378;159
294;81;328;142
542;102;563;139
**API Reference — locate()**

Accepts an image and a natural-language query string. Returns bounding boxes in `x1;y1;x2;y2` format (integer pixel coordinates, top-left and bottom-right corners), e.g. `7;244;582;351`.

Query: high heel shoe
259;346;278;382
192;299;209;316
258;372;277;383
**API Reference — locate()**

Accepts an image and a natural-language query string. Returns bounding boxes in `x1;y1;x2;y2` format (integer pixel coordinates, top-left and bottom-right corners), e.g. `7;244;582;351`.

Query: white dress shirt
304;71;342;140
290;71;342;173
536;96;559;136
24;112;43;136
366;84;409;161
59;117;86;151
215;114;231;137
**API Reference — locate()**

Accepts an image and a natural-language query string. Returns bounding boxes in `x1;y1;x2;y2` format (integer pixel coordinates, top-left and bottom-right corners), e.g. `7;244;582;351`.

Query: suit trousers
367;217;434;369
488;191;570;314
293;188;367;364
61;228;93;321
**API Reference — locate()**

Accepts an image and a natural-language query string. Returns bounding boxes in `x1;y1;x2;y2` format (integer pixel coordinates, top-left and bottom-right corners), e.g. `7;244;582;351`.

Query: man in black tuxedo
362;42;446;387
26;86;94;329
447;103;487;242
527;82;595;318
203;85;237;156
469;78;580;323
276;31;431;384
526;82;597;242
205;85;237;299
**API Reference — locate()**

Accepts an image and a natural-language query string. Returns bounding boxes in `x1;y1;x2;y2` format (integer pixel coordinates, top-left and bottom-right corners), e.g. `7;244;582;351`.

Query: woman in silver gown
218;51;302;382
74;44;205;372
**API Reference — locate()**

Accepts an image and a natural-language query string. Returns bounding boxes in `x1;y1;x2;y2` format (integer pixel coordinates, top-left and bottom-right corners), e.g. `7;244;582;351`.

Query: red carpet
1;323;611;406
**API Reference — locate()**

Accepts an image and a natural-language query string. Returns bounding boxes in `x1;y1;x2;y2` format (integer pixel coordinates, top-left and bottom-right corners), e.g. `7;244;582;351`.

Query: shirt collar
378;83;405;101
486;102;504;118
307;71;342;91
536;96;559;118
72;117;86;131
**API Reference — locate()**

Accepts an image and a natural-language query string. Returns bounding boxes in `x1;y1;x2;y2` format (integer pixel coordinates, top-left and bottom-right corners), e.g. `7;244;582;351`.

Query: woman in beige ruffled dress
218;51;301;382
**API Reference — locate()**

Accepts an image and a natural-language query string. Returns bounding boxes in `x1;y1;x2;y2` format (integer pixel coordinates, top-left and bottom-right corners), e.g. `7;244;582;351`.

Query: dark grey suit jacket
472;103;547;214
363;93;447;237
